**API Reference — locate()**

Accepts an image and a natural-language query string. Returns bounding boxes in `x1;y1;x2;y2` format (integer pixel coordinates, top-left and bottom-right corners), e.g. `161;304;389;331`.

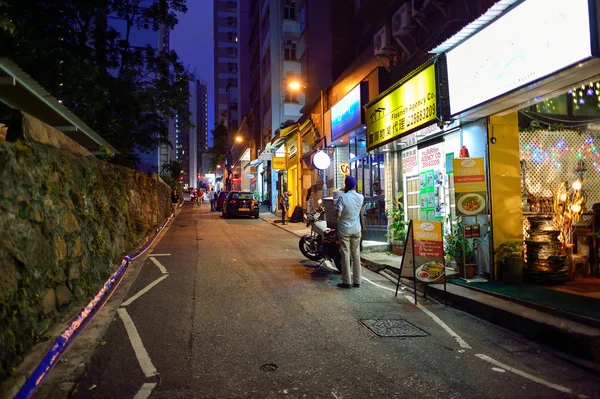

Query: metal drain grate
360;319;428;337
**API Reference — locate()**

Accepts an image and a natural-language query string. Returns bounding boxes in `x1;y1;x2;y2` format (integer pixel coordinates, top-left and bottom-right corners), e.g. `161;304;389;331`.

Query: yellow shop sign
272;157;287;170
366;64;437;151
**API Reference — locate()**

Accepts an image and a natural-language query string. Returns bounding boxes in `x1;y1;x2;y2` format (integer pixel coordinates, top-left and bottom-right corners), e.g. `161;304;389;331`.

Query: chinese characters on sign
366;64;437;151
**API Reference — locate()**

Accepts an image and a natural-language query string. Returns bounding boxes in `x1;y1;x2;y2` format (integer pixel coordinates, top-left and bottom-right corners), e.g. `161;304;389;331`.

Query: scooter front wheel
299;235;323;261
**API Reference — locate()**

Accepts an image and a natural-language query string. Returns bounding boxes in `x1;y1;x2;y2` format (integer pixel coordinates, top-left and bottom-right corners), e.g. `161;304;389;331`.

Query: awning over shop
264;123;299;152
0;58;118;155
429;0;519;54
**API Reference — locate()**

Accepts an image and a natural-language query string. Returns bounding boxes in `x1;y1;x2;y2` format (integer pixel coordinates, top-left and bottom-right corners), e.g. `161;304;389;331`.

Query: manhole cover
260;363;278;372
360;319;428;337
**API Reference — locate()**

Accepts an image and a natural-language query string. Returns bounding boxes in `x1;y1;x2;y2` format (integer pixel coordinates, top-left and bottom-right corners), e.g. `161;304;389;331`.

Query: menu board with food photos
452;157;487;216
395;220;447;304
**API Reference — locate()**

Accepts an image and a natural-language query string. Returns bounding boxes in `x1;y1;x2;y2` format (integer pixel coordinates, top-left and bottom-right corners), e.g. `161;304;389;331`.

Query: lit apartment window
283;3;295;20
284;89;297;103
284;42;296;61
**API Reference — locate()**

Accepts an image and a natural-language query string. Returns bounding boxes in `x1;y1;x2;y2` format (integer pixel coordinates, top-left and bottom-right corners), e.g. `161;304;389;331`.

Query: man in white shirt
335;175;365;289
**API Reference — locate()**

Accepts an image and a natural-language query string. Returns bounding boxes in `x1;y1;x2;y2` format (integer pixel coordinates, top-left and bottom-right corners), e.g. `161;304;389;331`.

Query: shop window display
519;81;600;280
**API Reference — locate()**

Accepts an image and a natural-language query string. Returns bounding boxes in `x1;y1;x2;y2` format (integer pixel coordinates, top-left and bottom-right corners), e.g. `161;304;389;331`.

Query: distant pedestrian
336;175;364;289
278;189;290;225
210;188;217;212
171;189;179;212
306;188;315;216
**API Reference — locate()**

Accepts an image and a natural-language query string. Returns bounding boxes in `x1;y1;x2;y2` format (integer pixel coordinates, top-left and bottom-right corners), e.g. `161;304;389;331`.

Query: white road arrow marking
118;308;157;378
133;382;157;399
150;257;168;274
121;275;169;307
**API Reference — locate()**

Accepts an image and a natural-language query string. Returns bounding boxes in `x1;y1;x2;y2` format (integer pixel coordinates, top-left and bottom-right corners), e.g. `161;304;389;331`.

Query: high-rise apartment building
173;72;201;188
244;0;306;208
213;0;240;131
197;79;210;176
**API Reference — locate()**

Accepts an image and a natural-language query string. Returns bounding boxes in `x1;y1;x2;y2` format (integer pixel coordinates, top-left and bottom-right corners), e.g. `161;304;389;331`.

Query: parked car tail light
252;200;258;206
229;200;236;204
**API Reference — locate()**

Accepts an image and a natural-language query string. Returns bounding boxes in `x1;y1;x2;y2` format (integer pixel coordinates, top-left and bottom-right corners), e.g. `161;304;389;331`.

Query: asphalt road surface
46;203;600;398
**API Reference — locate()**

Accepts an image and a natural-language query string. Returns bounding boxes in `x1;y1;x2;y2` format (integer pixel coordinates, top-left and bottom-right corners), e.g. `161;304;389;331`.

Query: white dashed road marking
118;308;157;378
404;295;472;349
475;354;588;398
361;277;396;292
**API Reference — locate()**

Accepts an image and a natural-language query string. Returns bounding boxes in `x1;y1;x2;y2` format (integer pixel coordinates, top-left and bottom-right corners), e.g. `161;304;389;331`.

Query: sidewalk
261;210;600;366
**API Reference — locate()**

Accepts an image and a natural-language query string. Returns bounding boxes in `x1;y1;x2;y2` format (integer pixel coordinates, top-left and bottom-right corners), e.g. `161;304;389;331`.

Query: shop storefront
365;61;466;248
438;0;600;293
329;82;389;240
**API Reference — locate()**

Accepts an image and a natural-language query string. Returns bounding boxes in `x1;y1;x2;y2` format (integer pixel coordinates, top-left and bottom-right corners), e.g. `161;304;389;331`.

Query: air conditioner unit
412;0;433;18
373;26;394;56
392;3;415;38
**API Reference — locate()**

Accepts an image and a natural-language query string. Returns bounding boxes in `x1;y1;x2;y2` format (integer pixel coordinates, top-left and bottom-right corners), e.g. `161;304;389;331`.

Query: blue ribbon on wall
15;214;173;399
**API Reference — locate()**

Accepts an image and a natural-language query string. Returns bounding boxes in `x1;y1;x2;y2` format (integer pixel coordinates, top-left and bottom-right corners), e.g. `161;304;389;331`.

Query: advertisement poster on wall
395;220;446;304
418;143;444;221
452;158;487;216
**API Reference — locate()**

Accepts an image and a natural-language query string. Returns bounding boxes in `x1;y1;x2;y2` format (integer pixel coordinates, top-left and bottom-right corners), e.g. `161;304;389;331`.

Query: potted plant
444;217;473;277
386;193;408;255
444;217;489;278
495;241;524;284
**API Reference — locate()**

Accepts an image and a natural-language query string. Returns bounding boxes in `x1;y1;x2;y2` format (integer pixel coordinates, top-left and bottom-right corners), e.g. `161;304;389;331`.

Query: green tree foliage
211;121;228;167
160;160;183;191
0;0;191;168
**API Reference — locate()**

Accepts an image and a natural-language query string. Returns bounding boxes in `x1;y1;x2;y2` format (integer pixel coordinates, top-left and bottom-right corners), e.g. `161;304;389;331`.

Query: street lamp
287;80;327;197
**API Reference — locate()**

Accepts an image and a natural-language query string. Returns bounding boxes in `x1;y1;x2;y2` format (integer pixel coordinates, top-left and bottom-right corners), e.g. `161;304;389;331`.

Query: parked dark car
222;191;259;219
215;191;228;211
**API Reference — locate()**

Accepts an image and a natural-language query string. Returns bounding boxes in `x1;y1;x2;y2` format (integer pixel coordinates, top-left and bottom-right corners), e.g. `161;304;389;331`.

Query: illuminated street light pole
288;80;328;198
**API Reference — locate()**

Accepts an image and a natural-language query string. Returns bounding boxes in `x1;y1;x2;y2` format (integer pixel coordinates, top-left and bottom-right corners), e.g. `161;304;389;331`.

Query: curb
424;283;600;364
364;257;600;365
12;214;175;399
259;215;306;238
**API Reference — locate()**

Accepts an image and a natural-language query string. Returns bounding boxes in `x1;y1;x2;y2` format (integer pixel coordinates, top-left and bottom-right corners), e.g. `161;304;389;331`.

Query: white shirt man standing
335;175;364;289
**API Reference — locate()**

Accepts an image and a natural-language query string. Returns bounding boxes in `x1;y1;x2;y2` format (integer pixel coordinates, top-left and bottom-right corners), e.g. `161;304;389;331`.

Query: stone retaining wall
0;139;171;383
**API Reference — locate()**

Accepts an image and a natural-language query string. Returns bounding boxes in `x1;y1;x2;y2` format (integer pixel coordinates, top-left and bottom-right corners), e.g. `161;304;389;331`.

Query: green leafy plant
495;241;524;283
444;216;490;264
495;241;523;265
386;192;408;243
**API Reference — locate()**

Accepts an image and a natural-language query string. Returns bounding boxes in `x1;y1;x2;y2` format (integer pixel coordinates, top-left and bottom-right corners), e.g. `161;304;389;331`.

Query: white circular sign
312;151;331;170
247;174;255;179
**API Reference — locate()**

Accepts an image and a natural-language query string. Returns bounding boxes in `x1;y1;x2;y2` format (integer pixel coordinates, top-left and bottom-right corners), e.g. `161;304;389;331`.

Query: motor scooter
298;201;342;272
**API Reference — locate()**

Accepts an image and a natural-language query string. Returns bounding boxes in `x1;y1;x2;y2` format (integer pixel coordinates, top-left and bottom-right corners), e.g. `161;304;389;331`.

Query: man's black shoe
353;283;360;288
337;283;352;289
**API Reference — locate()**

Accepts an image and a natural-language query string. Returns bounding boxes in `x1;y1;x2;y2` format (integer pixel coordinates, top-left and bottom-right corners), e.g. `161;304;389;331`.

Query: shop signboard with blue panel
330;84;366;141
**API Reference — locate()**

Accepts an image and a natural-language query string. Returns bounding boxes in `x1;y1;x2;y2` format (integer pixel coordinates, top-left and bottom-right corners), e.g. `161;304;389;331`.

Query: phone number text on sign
366;64;437;151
